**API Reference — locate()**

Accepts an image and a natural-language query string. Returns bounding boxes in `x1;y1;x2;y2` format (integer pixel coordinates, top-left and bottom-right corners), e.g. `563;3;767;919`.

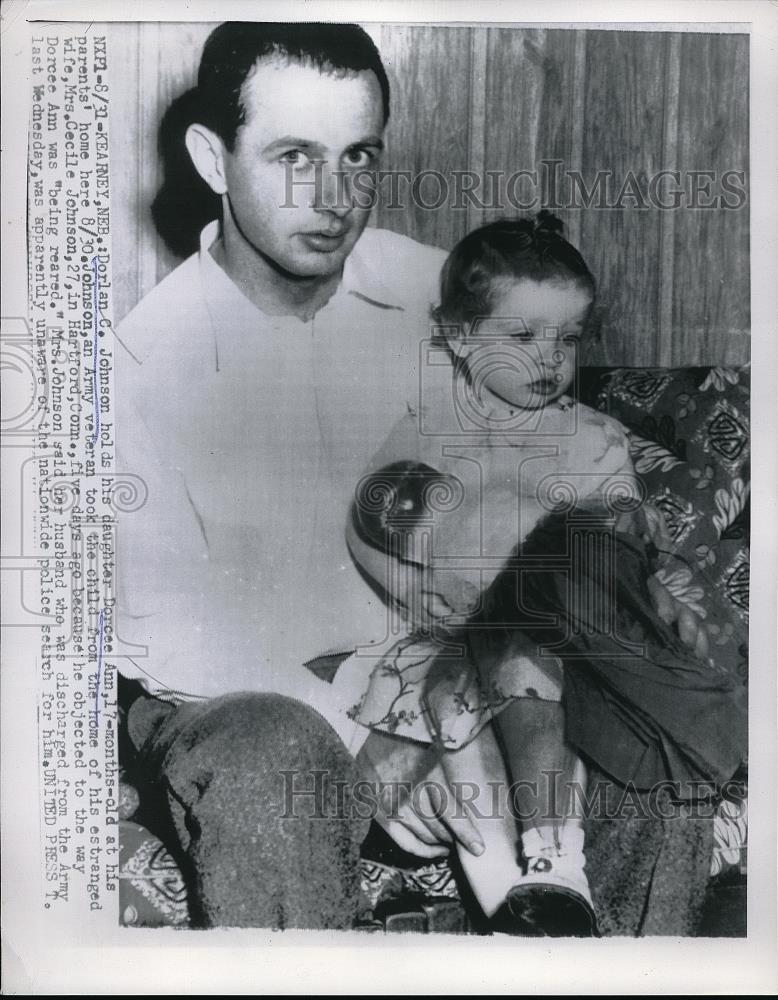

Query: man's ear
185;123;228;195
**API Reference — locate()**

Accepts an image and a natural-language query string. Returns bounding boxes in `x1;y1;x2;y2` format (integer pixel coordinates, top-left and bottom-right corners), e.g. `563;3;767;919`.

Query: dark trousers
127;691;371;929
125;689;719;935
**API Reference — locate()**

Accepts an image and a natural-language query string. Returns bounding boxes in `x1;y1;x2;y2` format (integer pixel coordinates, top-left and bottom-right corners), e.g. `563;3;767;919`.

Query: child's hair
433;211;596;334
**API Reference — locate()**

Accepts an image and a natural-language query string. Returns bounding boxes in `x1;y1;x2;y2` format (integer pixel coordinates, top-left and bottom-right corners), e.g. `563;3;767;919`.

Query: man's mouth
299;229;348;252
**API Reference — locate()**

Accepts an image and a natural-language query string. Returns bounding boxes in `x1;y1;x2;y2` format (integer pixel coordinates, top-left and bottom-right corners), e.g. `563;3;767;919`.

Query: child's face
455;279;592;411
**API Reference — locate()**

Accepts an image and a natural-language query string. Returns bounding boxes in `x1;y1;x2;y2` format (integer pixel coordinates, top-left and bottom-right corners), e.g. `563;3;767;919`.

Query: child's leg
492;698;589;894
433;720;527;917
465;630;593;899
435;702;592;923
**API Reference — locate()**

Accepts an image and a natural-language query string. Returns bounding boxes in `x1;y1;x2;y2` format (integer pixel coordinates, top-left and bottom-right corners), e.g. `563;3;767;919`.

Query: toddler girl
344;213;746;935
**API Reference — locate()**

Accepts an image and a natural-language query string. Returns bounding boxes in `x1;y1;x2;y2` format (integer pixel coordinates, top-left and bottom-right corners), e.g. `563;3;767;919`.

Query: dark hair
151;22;390;257
196;22;390;151
434;212;596;334
151;88;224;259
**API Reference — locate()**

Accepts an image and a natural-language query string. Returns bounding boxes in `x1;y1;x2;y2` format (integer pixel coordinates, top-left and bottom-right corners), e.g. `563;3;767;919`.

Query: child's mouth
532;378;559;394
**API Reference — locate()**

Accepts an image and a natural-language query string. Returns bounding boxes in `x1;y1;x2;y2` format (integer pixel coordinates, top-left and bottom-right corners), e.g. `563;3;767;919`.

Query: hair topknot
434;212;595;332
533;209;565;238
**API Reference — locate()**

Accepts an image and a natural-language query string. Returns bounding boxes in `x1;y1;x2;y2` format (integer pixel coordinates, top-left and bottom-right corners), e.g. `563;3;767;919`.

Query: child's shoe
490;879;599;937
490;832;599;937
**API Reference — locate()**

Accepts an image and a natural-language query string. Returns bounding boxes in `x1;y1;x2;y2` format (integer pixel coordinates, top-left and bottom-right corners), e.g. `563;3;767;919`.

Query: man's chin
284;247;351;280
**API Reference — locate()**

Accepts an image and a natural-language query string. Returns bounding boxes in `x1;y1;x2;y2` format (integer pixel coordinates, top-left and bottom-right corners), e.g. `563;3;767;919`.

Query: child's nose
543;345;567;370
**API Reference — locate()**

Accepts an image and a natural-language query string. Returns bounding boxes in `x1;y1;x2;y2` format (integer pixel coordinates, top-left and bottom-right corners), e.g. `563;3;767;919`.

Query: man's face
219;58;385;279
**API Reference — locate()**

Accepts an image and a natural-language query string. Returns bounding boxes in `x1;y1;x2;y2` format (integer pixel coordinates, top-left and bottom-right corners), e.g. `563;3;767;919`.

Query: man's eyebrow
263;136;320;153
349;135;385;150
262;135;386;154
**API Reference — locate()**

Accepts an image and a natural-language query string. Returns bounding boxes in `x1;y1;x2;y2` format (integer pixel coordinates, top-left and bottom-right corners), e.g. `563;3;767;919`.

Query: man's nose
313;163;353;218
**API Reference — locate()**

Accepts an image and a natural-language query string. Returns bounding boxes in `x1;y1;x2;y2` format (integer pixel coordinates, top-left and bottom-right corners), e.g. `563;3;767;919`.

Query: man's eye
279;149;310;166
511;330;534;342
343;148;375;168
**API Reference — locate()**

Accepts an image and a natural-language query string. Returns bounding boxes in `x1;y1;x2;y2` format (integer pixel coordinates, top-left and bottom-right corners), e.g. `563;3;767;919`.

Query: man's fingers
436;790;485;857
648;575;710;658
647;575;676;625
446;809;485;856
378;786;451;847
695;624;710;662
643;503;674;556
377;817;449;859
395;805;445;847
677;605;699;649
415;784;454;844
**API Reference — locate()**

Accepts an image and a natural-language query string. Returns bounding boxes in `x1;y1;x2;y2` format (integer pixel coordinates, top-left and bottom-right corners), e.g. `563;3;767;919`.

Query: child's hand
416;568;482;626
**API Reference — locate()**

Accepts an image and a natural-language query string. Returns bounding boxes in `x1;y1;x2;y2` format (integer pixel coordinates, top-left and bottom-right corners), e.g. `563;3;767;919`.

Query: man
116;22;467;929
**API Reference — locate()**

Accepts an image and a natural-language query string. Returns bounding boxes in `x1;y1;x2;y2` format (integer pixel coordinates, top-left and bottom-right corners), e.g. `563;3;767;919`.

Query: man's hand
621;501;710;662
356;729;485;859
617;501;674;565
647;573;710;662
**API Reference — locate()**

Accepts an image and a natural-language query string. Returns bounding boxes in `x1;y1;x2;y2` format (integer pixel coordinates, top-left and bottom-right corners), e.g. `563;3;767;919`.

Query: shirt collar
341;231;406;311
199;220;272;328
198;220;405;328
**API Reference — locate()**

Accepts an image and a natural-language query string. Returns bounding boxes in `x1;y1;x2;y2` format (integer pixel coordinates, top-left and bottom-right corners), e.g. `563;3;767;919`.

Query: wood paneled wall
110;23;749;366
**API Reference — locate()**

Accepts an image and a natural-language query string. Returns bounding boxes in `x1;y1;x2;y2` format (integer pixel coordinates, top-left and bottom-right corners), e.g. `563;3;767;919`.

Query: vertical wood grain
671;32;749;366
110;22;211;323
482;27;581;232
566;31;588;252
579;29;668;367
137;22;162;301
466;28;489;233
657;33;682;367
373;24;473;251
151;23;212;287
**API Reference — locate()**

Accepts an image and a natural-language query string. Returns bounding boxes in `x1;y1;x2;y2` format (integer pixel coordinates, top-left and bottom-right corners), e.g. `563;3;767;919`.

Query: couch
118;365;749;934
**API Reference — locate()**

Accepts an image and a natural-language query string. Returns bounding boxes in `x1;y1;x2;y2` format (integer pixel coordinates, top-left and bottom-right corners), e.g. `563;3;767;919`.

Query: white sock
521;821;585;860
455;827;525;918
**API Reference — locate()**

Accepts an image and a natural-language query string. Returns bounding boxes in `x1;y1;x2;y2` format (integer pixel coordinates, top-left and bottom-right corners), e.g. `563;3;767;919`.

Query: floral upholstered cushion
576;366;750;688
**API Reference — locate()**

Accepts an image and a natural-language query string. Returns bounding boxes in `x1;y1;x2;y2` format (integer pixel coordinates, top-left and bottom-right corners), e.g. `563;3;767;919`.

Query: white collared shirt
115;222;447;702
